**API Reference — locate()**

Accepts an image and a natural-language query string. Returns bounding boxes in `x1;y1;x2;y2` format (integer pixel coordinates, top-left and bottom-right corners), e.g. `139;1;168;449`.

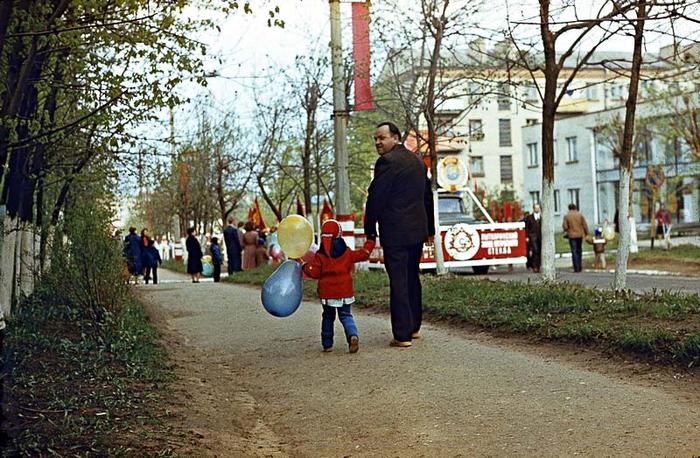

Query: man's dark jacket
364;144;434;247
525;213;541;241
223;225;242;255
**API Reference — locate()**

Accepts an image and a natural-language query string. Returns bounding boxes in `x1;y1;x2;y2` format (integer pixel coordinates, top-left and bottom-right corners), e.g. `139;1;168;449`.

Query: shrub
43;198;128;325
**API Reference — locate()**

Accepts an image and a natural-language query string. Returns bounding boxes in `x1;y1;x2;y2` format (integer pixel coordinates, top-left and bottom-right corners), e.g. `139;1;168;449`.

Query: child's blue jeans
321;304;357;349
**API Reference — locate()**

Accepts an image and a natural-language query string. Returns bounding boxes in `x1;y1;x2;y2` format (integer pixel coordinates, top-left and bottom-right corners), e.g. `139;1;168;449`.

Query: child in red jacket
301;219;375;353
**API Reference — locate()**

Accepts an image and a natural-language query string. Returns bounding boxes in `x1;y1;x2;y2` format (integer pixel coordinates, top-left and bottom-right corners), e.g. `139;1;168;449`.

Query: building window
523;85;539;102
586;84;599;100
553;139;558;164
527;142;538;167
470;156;484;177
529;191;540;207
568;188;580;210
566;136;578;162
499;119;512;147
469;119;484;141
500;155;513;184
554;189;561;214
497;83;512;111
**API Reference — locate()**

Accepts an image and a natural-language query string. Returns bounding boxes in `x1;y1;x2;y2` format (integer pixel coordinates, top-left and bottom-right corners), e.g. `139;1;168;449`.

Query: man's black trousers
383;242;423;342
227;249;241;275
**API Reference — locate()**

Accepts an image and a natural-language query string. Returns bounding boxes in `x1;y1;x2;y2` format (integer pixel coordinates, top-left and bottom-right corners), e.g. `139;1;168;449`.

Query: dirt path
137;270;699;457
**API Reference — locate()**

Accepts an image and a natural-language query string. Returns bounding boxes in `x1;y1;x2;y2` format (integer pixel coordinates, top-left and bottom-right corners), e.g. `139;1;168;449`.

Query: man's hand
363;239;376;252
425;235;435;245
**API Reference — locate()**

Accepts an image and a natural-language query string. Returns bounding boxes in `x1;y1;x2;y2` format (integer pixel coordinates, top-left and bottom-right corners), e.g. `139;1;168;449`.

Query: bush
42;198;128;324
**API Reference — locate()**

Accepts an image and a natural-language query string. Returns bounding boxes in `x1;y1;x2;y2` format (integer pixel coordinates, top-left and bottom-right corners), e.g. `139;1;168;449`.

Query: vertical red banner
351;1;373;111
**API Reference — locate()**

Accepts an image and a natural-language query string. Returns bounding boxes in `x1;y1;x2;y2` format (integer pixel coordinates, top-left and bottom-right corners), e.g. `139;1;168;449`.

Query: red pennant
351;1;373;111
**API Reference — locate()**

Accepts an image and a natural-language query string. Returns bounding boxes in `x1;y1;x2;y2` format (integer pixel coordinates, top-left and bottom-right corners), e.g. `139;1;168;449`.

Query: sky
144;0;700;166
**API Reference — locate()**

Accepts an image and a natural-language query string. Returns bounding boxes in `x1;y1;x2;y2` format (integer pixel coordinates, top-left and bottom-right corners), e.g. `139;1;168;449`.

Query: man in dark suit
524;204;542;273
364;121;434;348
223;216;242;274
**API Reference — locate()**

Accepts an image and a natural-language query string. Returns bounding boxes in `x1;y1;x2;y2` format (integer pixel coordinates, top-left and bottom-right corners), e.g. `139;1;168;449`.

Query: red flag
320;199;334;224
248;197;266;230
351;1;373;111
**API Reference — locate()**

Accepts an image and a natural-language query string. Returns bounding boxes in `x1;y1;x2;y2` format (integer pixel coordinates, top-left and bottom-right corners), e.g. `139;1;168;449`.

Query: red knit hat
320;219;342;254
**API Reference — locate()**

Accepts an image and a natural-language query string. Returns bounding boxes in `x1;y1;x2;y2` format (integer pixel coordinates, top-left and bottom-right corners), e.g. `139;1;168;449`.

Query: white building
522;93;700;227
384;45;672;203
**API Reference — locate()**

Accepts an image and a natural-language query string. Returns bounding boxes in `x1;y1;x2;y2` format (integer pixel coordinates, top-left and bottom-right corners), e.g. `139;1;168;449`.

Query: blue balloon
261;260;303;317
202;262;214;277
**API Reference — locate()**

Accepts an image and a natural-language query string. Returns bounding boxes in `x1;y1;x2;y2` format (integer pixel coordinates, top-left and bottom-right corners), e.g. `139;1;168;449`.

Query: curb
584;268;683;277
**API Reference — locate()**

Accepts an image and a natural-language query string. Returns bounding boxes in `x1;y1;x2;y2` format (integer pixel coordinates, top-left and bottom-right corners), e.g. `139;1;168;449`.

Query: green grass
162;258;187;274
554;232;619;254
226;265;700;369
2;294;175;456
630;244;700;263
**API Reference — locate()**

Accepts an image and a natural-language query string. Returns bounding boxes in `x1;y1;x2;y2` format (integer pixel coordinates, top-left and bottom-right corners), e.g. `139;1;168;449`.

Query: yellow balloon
278;215;314;259
603;226;616;241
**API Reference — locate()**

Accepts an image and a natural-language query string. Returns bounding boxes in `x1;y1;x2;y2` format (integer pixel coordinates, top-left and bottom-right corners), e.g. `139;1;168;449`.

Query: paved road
454;266;700;295
139;269;699;457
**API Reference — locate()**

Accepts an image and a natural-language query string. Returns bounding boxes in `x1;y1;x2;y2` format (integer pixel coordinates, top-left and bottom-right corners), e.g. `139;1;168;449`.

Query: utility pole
329;0;350;214
329;0;354;245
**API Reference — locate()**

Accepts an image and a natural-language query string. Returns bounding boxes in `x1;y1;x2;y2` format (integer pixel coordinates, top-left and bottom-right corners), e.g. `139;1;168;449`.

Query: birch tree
505;1;636;280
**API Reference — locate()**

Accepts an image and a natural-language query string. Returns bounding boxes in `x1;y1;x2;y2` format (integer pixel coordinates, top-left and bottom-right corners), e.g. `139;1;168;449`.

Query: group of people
523;202;593;274
182;218;280;284
123;227;163;284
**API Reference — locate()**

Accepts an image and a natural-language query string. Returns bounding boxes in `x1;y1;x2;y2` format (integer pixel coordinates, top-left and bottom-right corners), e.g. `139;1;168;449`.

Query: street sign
645;165;665;189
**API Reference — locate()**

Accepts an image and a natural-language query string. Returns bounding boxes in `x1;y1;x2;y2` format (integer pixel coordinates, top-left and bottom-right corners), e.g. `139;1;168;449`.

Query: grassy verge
162;258;187;274
591;244;700;275
226;265;700;369
2;294;174;456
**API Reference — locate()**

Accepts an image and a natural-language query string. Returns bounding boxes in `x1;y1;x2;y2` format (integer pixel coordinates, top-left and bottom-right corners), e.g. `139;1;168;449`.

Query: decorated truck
355;156;527;274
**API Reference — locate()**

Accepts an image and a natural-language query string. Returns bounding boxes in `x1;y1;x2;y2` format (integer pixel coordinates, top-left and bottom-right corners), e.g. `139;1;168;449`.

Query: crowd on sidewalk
119;218;282;285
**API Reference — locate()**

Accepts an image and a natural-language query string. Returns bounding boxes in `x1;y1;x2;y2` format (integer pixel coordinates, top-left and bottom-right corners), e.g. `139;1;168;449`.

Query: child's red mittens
363;239;376;253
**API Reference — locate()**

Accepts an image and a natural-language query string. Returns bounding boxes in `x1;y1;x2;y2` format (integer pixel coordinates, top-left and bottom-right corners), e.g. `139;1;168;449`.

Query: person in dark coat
223;216;242;274
209;236;223;282
123;227;142;283
524;204;542;273
364;121;434;348
143;238;162;284
186;227;203;283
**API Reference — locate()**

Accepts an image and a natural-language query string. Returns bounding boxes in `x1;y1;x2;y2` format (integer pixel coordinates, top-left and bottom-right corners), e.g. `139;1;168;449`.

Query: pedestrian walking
209;236;223;282
223;216;243;274
591;227;607;270
186;227;204;283
525;204;542;273
364;121;434;348
300;219;375;353
143;238;162;284
255;238;270;268
562;203;589;273
655;204;672;249
241;221;258;270
123;227;142;284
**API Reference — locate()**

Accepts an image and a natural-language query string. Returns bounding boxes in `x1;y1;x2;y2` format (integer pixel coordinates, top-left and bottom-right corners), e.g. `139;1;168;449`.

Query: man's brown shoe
390;339;412;348
411;331;421;339
349;336;359;353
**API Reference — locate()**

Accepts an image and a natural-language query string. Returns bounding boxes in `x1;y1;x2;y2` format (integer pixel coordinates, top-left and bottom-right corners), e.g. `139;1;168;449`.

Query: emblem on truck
444;223;480;260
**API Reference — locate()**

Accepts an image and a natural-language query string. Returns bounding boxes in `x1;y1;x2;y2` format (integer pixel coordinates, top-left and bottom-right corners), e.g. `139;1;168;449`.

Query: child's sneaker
348;335;359;354
322;346;333;352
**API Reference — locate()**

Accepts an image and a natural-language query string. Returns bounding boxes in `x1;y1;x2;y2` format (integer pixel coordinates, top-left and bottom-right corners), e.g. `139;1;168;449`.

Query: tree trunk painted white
19;224;35;297
432;189;447;275
540;179;556;281
614;168;632;290
0;214;19;319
